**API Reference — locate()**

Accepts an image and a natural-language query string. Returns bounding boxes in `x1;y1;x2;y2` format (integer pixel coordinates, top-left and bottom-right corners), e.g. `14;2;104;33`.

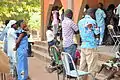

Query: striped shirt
62;17;78;47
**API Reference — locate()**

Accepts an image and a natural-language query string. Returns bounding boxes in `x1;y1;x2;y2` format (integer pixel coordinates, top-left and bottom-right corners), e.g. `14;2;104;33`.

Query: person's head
47;25;52;30
107;4;115;11
11;23;17;30
16;20;27;30
6;20;16;29
64;9;73;19
86;8;95;19
5;20;10;26
85;4;89;10
98;3;103;9
53;6;59;11
62;9;64;13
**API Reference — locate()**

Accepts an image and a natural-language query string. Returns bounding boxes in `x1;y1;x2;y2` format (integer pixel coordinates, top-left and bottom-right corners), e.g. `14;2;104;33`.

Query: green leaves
0;0;41;30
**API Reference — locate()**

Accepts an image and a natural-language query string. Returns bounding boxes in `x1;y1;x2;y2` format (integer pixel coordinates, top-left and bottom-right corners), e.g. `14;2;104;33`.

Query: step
32;45;114;62
32;41;115;63
32;49;51;63
32;44;48;53
34;41;48;47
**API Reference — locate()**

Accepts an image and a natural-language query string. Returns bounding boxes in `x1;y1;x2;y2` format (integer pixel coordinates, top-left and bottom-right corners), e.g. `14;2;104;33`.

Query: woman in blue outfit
14;20;28;80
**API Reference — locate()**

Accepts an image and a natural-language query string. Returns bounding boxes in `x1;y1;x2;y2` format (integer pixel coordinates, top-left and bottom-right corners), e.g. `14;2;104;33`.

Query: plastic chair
61;52;95;80
49;45;63;80
107;25;120;52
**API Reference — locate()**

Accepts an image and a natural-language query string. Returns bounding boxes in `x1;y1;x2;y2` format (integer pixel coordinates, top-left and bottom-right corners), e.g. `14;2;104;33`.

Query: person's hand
13;47;17;51
87;24;92;29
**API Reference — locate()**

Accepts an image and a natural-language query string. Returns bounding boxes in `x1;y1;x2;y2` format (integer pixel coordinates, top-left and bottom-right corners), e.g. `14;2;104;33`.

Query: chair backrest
107;25;116;42
50;45;61;64
61;52;79;76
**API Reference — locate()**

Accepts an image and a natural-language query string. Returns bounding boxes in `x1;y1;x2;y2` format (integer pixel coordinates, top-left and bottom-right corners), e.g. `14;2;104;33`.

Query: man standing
95;3;106;45
7;20;17;78
0;20;10;53
62;9;79;69
78;8;100;79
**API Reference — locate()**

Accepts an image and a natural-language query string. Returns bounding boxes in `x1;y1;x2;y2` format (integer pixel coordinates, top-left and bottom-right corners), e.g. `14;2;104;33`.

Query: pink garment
75;50;81;59
52;10;59;26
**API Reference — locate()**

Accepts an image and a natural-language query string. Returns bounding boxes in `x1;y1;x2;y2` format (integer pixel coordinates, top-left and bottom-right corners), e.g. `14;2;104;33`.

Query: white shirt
116;4;120;26
116;4;120;17
7;28;16;57
46;30;54;42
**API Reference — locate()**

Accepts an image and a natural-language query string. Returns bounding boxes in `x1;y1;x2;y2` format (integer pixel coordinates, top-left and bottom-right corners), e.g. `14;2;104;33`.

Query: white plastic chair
107;25;120;52
61;52;95;80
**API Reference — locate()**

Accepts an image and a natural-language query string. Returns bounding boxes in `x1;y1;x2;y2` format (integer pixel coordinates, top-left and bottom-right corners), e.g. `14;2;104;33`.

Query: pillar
40;0;44;41
67;0;73;10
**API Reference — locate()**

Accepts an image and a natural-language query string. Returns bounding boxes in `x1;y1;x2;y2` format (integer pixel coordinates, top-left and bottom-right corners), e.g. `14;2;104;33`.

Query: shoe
95;78;99;80
67;75;76;78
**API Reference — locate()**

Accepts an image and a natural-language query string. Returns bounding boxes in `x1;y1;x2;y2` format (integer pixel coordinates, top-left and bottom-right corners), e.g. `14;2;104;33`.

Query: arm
102;10;106;18
15;33;25;50
0;27;8;41
116;5;120;15
71;21;79;34
93;21;100;38
8;29;16;39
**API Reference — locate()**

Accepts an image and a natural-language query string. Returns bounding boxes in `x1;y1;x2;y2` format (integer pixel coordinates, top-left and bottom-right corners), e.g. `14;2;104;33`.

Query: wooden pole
40;0;44;41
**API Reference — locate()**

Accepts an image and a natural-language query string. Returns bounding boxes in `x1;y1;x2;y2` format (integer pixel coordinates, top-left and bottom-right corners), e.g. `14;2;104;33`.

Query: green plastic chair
50;45;63;80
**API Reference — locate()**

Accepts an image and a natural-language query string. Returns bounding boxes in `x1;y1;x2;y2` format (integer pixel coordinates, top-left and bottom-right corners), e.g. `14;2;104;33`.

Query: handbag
0;49;10;73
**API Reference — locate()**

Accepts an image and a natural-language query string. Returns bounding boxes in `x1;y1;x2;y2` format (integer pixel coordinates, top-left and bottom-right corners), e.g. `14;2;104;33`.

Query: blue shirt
16;28;28;50
95;8;106;27
78;15;99;48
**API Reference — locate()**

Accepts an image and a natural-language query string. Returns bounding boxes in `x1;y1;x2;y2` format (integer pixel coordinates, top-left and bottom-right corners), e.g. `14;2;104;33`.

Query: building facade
40;0;120;41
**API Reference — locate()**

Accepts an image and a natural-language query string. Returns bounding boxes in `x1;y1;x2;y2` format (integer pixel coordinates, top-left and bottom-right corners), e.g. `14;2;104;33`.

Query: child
46;25;56;56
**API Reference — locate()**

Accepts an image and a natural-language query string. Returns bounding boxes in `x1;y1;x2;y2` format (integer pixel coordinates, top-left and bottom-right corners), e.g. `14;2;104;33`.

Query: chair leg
75;77;77;80
69;76;71;80
63;68;66;80
63;74;66;80
115;42;120;52
57;68;59;80
112;41;118;52
1;73;3;80
3;74;6;80
89;73;95;80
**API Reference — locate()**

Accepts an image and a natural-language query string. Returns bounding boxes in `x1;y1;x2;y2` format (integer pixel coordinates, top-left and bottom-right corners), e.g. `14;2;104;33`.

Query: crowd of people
0;20;29;80
0;2;119;80
46;3;120;80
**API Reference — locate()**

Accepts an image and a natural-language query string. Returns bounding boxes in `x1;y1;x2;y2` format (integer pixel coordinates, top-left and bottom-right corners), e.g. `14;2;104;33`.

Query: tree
0;0;41;30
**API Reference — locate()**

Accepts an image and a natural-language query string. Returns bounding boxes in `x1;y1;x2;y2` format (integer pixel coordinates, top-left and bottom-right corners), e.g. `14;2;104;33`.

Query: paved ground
28;57;120;80
0;55;120;80
28;57;60;80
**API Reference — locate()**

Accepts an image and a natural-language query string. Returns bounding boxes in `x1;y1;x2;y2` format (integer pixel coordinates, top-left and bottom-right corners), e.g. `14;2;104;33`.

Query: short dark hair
99;3;103;7
107;4;115;11
47;25;52;30
16;20;24;27
85;4;89;10
5;20;10;26
64;9;73;19
62;9;64;12
52;6;59;11
86;8;94;15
